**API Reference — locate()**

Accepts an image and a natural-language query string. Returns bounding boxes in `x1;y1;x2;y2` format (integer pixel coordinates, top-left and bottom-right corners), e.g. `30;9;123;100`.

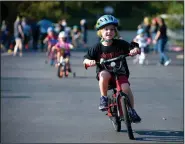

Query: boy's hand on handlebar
83;59;96;69
87;60;96;66
129;48;140;56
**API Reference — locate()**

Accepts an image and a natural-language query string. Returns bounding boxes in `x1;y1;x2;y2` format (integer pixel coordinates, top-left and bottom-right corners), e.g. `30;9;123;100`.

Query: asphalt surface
1;51;184;143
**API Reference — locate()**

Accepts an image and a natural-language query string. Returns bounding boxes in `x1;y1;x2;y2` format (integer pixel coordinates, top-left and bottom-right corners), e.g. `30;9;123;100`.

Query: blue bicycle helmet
137;28;145;35
47;27;54;33
95;15;118;30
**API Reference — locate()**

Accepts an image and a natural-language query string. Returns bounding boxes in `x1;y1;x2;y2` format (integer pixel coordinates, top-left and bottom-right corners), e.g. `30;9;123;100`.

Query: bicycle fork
116;91;132;120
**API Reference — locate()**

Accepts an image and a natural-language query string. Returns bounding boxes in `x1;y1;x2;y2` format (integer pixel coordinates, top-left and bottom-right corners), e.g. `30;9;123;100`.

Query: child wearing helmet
43;27;58;65
52;31;74;75
83;15;141;123
133;28;150;65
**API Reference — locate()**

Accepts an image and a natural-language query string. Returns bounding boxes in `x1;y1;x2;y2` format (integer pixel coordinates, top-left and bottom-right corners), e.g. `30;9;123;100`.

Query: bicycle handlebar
84;50;140;71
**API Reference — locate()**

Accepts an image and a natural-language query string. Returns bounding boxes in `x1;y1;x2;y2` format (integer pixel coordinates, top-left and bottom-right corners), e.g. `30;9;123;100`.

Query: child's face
48;31;53;36
59;37;66;41
73;28;78;32
100;25;116;40
140;33;144;37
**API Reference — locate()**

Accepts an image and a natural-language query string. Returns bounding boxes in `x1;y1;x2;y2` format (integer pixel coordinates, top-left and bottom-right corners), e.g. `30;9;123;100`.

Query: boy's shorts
97;72;130;91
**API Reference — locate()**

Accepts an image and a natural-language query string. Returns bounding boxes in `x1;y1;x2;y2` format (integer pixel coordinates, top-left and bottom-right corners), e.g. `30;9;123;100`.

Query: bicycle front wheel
57;64;64;78
109;115;121;132
121;97;134;140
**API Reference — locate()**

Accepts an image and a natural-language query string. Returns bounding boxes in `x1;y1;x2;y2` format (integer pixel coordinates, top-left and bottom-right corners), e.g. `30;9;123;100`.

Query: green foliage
166;18;183;30
167;1;184;14
17;2;69;21
14;1;184;30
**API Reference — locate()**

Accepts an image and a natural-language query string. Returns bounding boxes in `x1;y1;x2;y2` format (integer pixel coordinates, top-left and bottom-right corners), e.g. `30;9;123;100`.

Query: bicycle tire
108;96;121;132
121;97;135;140
57;64;64;78
109;115;121;132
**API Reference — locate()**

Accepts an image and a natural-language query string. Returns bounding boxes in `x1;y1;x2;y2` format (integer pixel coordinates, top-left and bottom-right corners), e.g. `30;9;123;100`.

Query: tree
17;2;66;21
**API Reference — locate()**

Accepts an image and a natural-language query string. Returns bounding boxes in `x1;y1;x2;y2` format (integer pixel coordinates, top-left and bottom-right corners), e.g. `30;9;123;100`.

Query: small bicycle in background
57;49;76;78
85;52;140;140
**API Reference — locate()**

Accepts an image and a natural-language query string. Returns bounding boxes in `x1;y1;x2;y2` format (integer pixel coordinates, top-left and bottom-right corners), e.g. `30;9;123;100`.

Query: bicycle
57;51;76;78
85;52;140;140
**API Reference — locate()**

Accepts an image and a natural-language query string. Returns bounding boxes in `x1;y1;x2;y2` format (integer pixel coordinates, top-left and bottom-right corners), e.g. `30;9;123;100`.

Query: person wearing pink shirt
52;31;74;74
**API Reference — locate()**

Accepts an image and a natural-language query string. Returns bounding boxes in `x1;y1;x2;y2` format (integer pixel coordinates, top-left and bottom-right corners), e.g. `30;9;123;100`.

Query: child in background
52;31;74;75
43;27;58;65
71;25;82;48
133;28;150;65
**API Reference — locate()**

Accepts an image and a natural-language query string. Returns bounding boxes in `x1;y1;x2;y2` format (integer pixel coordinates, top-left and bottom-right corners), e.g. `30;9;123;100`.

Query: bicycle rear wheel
121;96;134;140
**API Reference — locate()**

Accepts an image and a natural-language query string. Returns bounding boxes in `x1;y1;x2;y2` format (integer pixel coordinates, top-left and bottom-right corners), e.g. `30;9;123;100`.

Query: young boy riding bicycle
83;15;141;123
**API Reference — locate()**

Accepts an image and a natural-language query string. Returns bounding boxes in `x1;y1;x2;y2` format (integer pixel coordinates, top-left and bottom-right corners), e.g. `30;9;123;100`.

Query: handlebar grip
84;64;90;69
137;49;141;54
128;49;141;56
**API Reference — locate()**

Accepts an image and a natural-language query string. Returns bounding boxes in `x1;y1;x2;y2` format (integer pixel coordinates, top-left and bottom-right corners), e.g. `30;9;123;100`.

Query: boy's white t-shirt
134;35;148;49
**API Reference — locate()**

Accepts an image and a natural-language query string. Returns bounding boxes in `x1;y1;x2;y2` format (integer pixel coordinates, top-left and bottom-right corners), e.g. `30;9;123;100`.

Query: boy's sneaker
99;96;108;111
128;108;141;123
164;59;171;66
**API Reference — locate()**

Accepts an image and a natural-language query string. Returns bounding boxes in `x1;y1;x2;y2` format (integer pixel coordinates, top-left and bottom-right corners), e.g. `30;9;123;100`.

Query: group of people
44;29;74;76
38;18;88;53
133;16;171;66
1;14;172;123
0;15;88;57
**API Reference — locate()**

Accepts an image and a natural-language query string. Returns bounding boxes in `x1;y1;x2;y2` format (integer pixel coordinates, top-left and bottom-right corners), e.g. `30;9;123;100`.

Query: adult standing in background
138;17;151;39
13;15;24;57
153;17;171;66
37;17;53;52
30;18;39;52
150;17;159;54
80;19;88;48
60;19;67;32
21;17;32;50
143;17;151;38
0;20;10;52
59;19;72;42
137;17;151;53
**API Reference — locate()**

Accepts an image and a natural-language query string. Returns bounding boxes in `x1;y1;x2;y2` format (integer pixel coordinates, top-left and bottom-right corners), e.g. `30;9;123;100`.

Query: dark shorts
23;35;30;44
14;34;22;40
97;72;130;91
64;52;70;58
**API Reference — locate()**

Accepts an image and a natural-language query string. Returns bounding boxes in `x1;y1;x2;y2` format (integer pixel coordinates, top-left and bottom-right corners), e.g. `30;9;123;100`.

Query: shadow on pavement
131;63;183;67
70;76;96;79
121;129;184;142
1;77;51;81
1;95;32;99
